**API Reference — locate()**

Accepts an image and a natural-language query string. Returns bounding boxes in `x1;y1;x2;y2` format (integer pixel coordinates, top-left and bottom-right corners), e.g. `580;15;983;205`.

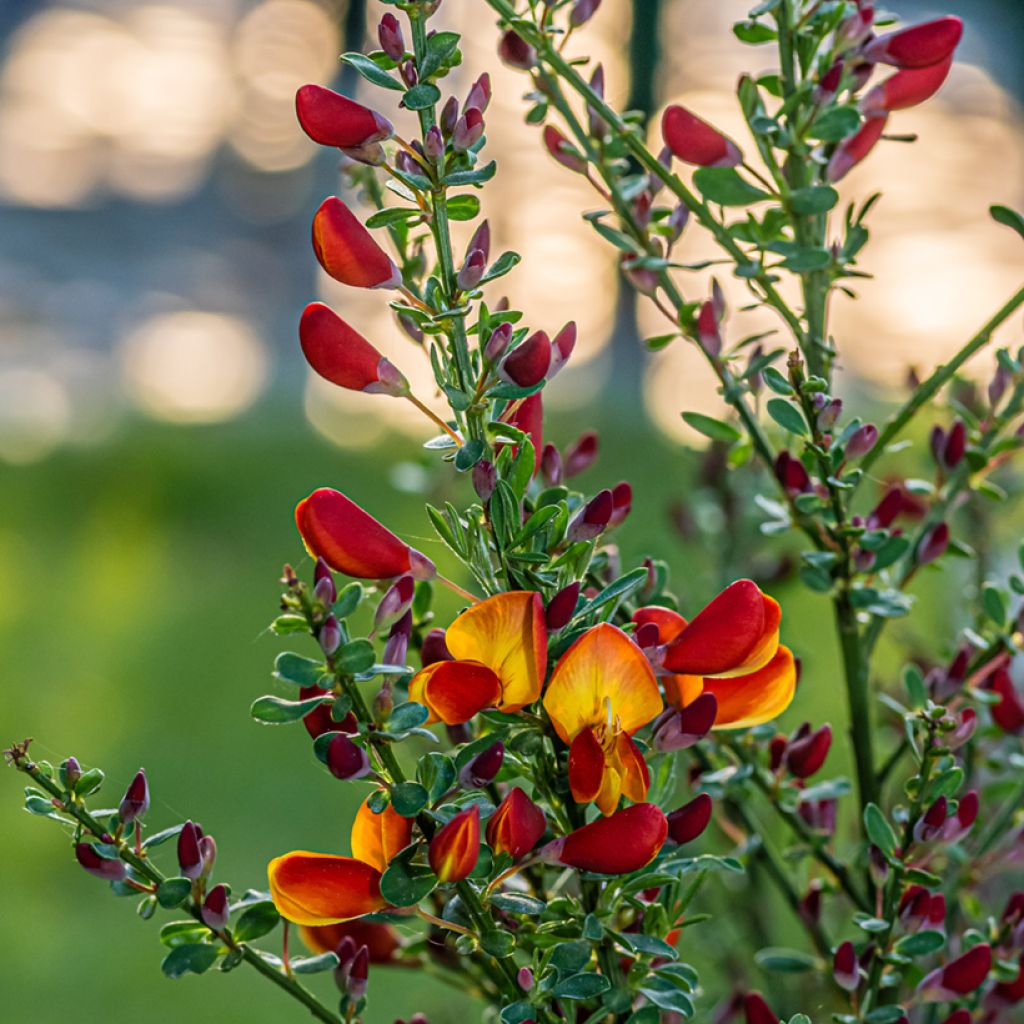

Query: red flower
312;197;402;290
861;58;954;114
547;804;668;874
295;487;435;581
429;806;481;883
295;84;393;149
863;16;963;69
989;668;1024;734
486;787;547;860
919;944;992;1001
826;115;888;183
744;991;779;1024
666;793;712;845
543;125;587;173
785;723;832;779
499;331;552;387
661;105;742;168
300;303;408;396
503;392;543;461
299;920;403;964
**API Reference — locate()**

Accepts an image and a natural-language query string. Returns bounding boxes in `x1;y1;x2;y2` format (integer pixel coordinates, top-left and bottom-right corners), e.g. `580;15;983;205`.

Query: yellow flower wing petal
702;645;797;729
350;793;413;873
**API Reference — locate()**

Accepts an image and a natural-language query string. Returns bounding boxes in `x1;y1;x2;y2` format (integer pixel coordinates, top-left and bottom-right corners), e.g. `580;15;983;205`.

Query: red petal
312;197;401;290
296;487;412;579
826;116;888;183
429;806;481;882
421;660;503;725
300;303;396;392
941;943;991;994
569;727;605;804
296;84;393;148
864;16;962;69
486;787;547;860
500;331;552;387
666;793;712;844
558;803;667;874
862;58;953;114
661;105;741;167
633;605;687;644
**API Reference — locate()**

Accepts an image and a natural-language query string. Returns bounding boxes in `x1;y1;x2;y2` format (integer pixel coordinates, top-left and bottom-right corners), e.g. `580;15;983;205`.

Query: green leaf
552;974;611;1000
762;366;793;395
292;952;340;974
789;185;839;214
390;781;429;817
403;83;442;111
160;920;208;947
446;195;481;221
365;207;421;229
417;752;455;803
614;931;679;961
809;105;861;142
340;53;403;91
781;248;831;272
480;929;516;958
335;639;375;674
443;161;497;187
479;250;521;284
75;767;105;796
681;412;742;443
639;977;695;1016
488;893;546;916
388;702;430;734
551;940;591;974
273;653;324;688
765;398;807;435
991;204;1024;240
577;567;648;620
144;824;184;850
733;20;777;43
156;877;193;909
694;167;771;207
161;943;219;979
419;30;460;80
865;1008;907;1024
233;901;280;942
250;694;328;724
754;947;818;973
894;930;945;957
863;803;898;857
380;858;436;906
455;437;486;471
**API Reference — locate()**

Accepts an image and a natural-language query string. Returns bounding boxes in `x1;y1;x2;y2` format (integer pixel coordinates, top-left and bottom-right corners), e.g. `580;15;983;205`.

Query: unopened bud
457;249;487;291
543;125;587;173
465;73;491;114
518;966;534;991
378;13;405;62
383;610;411;667
817;397;842;431
76;842;126;882
666;792;713;844
320;614;342;656
498;30;536;70
942;419;966;469
400;60;417;88
62;756;82;788
846;423;878;459
834;940;860;992
547;321;576;379
546;582;580;630
118;769;150;825
568;489;614;542
540;443;563;486
696;300;721;357
499;331;552;387
200;834;217;875
327;734;371;781
564;432;598;477
452;109;484;151
587;64;606;139
917;522;949;565
484;322;512;363
785;724;832;779
202;883;230;931
375;575;415;630
420;628;452;667
178;820;205;879
439;96;459;138
466;220;491;265
472;459;497;502
423;125;444;160
460;741;504;788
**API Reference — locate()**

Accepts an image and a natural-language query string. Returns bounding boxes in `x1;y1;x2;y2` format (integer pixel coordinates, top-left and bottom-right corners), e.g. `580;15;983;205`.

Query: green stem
836;587;878;817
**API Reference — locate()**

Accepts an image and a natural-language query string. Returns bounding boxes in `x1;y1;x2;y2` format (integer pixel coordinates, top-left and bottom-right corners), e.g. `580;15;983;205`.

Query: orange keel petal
410;659;502;725
702;645;797;729
268;852;385;926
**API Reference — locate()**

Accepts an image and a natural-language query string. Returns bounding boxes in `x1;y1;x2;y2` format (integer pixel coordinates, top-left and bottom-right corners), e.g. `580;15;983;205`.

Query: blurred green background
1;0;1022;1021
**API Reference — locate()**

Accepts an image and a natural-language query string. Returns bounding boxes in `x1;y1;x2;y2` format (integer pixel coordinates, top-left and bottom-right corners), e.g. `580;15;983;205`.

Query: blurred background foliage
1;1;1022;1021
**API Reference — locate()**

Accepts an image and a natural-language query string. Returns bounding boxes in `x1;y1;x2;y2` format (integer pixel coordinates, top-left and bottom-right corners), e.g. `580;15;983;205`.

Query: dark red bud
452;108;484;152
846;424;878;459
917;522;949;565
564;432;598;477
320;614;342;656
543;125;587;174
834;940;860;992
202;883;230;931
76;842;127;882
440;96;459;138
499;331;552;388
118;769;150;825
472;459;497;502
460;741;505;788
666;793;713;844
178;820;204;879
775;451;812;495
568;489;613;542
546;582;580;630
465;73;491;114
420;628;452;667
943;419;966;469
378;13;405;62
327;734;371;781
540;443;563;486
785;724;832;779
498;30;536;70
743;991;779;1024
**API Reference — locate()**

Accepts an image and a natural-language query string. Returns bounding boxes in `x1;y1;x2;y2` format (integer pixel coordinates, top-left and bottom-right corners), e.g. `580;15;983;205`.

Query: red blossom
661;105;742;168
295;84;393;149
312;197;402;290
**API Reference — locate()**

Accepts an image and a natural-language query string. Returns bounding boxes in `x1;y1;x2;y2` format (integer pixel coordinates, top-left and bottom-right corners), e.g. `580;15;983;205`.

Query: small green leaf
233;901;280;942
446;195;481;221
417;752;455;803
418;30;460;79
762;366;793;395
160;920;207;947
765;398;807;435
681;411;742;443
403;83;442;111
991;204;1024;240
161;943;219;979
694;167;771;207
335;639;375;674
754;947;818;973
552;973;610;1000
250;694;328;724
388;702;430;734
788;186;839;214
488;893;546;916
894;930;945;957
273;653;324;687
156;877;193;909
455;437;486;471
443;161;497;187
340;53;403;91
479;250;521;284
863;803;898;857
380;858;436;906
390;781;429;817
733;20;777;43
809;105;861;142
292;952;340;974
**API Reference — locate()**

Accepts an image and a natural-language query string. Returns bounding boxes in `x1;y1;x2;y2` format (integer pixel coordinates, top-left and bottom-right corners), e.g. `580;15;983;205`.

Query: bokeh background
1;1;1022;1021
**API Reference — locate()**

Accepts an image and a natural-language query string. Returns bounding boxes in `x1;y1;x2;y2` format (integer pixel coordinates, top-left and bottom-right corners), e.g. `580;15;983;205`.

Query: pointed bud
457;249;487;291
667;203;690;244
540;444;563;486
546;804;667;874
914;796;948;843
587;64;606;139
429;805;480;882
472;459;497;502
696;300;722;357
423;125;444;160
946;707;976;749
375;575;415;630
743;992;779;1024
816;60;844;103
439;96;459;137
917;522;949;565
863;17;963;69
378;13;404;61
570;0;602;26
826;115;888;183
118;769;150;825
498;30;536;70
460;742;505;789
312;198;402;290
465;74;491;114
800;880;823;923
295;85;393;149
862;58;953;115
990;668;1024;734
564;432;598;477
484;322;513;363
314;559;337;605
382;612;411;668
178;820;204;879
499;331;552;387
918;944;991;1001
76;842;126;882
466;220;491;264
452;108;484;152
400;60;417;88
621;254;660;296
545;582;580;631
990;363;1011;410
327;734;371;781
666;793;713;844
62;756;82;788
420;628;452;667
834;941;860;992
662;105;742;167
543;125;587;173
775;451;812;495
320;614;342;656
200;834;217;875
786;724;832;779
609;481;632;527
942;790;978;842
486;787;547;859
340;943;369;1001
846;423;878;459
568;489;614;542
547;322;577;379
942;418;966;469
817;398;843;431
202;883;230;931
653;693;718;752
518;966;534;991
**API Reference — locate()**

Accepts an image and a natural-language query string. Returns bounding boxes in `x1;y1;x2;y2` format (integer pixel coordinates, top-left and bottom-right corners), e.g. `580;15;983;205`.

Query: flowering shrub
8;2;1024;1024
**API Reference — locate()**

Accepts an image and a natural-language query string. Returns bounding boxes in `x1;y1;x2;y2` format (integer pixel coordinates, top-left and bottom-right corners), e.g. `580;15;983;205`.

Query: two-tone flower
543;803;668;874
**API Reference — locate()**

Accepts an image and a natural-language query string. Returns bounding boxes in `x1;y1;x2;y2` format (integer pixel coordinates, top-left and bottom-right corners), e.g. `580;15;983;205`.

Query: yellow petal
702;645;797;729
350;792;413;873
543;623;663;743
445;591;547;712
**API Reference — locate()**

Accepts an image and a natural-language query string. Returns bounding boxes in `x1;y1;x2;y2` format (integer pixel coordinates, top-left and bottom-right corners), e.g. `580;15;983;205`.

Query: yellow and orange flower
268;791;413;927
542;623;663;816
408;591;547;725
635;579;797;731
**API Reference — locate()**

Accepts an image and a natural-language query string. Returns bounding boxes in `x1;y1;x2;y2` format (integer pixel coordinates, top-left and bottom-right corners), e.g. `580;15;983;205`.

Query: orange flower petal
594;763;623;817
268;852;385;926
299;920;401;963
312;197;401;290
350;792;414;873
543;623;662;743
702;645;797;729
617;732;650;804
663;580;780;678
568;727;605;804
486;787;547;860
445;591;547;712
408;659;502;726
663;674;705;709
428;805;480;883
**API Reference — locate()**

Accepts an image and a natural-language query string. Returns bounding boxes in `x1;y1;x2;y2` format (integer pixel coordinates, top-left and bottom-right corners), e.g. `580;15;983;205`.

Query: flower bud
571;0;602;26
312;198;402;290
846;424;878;459
546;804;667;874
564;432;598;477
942;790;978;842
543;125;587;174
499;331;552;387
295;85;393;149
587;64;606;139
696;300;722;357
498;30;536;70
826;115;888;183
540;443;563;486
439;96;459;137
666;793;712;844
178;820;205;879
486;788;547;859
340;141;386;167
327;734;371;781
400;60;417;88
568;489;614;542
460;742;504;789
621;254;660;296
346;945;370;1001
375;575;415;630
378;13;404;61
429;805;480;882
609;481;632;527
457;249;487;291
452;108;484;152
800;880;823;924
785;724;832;779
989;363;1011;410
472;459;497;502
76;842;126;882
465;73;491;114
118;769;150;825
918;944;991;1002
661;104;742;167
62;756;82;788
775;451;812;495
420;628;452;667
518;966;534;991
423;125;444;160
546;582;580;631
200;834;217;875
667;203;689;244
799;796;837;834
834;940;860;992
314;573;337;607
320;614;342;656
942;418;966;469
743;992;778;1024
484;322;513;363
990;668;1024;734
817;397;842;431
917;522;949;566
466;220;491;265
816;60;844;103
769;734;787;771
384;614;411;671
547;321;577;379
946;707;976;749
862;17;963;69
202;883;230;931
652;694;718;752
914;796;948;843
